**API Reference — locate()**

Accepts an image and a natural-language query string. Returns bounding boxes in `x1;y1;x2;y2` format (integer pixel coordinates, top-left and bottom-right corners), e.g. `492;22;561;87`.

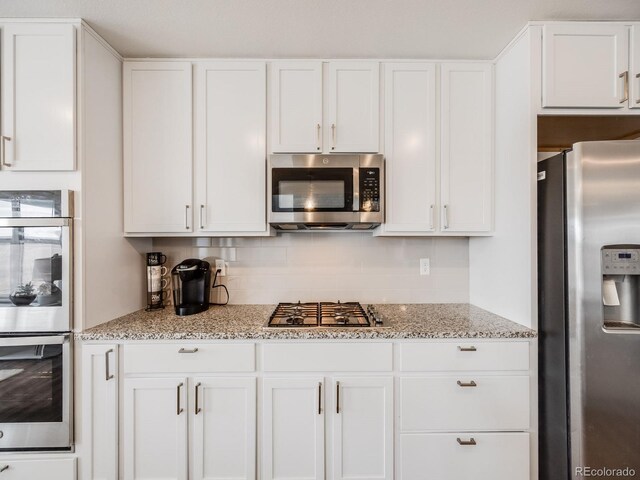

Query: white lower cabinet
192;377;256;480
400;433;529;480
332;377;393;480
262;376;393;480
0;458;76;480
123;376;256;480
262;377;325;480
123;377;189;480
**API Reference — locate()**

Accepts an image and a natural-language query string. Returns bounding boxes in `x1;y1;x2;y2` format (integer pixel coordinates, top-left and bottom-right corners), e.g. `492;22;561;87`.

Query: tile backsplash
153;234;469;305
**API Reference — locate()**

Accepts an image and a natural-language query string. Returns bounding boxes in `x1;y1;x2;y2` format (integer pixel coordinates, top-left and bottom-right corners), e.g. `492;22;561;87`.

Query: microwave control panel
359;168;380;212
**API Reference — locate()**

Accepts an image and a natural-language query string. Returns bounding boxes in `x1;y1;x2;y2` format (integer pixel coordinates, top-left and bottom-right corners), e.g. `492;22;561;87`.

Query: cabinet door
0;23;75;171
326;62;380;153
332;377;393;480
382;63;437;233
195;62;267;233
81;345;118;480
399;433;529;480
631;25;640;108
123;62;193;233
270;61;322;153
542;24;629;108
262;377;325;480
192;377;256;480
0;458;76;480
440;63;493;233
123;377;188;480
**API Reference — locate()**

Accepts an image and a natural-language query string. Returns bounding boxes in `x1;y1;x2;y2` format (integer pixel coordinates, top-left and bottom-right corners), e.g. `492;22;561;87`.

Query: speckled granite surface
76;304;536;341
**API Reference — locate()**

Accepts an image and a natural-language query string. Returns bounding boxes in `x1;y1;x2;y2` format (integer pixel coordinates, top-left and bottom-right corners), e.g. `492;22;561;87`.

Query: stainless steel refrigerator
538;140;640;480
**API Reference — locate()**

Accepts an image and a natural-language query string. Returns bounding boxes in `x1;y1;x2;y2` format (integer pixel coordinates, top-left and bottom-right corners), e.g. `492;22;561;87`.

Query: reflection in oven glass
0;344;63;423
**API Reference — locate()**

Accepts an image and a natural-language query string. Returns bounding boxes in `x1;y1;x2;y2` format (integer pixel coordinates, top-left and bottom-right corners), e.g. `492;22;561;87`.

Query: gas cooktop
267;301;383;328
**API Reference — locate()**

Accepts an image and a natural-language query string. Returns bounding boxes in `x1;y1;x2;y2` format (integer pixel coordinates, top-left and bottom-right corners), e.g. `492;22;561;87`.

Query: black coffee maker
171;259;212;316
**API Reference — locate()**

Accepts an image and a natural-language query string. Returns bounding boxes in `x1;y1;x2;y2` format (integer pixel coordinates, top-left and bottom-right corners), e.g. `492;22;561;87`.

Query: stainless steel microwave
268;154;384;231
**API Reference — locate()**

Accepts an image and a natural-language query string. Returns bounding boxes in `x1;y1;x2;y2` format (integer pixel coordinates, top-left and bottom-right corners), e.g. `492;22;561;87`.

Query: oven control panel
359;168;380;212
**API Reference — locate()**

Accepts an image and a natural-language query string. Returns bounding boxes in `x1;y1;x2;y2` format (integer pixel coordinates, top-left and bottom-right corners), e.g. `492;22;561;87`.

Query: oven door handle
0;334;68;346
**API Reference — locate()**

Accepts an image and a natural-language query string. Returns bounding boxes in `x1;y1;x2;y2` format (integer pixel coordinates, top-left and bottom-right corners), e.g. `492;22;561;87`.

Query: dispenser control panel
602;248;640;274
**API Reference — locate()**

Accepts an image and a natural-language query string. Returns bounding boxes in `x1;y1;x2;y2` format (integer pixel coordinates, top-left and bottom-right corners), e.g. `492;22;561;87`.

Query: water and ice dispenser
602;246;640;329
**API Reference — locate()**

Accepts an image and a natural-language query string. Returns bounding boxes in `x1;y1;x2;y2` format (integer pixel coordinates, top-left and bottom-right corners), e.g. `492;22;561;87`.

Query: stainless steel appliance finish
0;191;73;333
267;301;383;327
268;154;384;230
538;140;640;478
0;334;72;450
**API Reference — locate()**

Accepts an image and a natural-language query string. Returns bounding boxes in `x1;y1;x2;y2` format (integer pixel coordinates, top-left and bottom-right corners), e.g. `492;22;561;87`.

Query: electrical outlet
215;259;227;276
419;258;430;276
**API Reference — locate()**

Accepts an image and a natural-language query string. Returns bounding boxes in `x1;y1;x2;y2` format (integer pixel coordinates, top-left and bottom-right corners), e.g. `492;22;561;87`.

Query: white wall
469;29;537;328
154;234;470;304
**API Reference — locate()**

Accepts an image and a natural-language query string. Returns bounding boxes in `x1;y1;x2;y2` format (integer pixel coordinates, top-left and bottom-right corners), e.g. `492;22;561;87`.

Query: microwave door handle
353;167;360;212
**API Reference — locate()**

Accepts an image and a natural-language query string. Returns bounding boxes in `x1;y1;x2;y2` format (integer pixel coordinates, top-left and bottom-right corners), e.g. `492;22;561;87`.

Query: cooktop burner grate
267;301;374;327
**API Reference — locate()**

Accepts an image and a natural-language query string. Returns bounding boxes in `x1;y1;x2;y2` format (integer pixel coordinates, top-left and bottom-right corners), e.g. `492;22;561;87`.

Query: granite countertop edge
75;303;537;341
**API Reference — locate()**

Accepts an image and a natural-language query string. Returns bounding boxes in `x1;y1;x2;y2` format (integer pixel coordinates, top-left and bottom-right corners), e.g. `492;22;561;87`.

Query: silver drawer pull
178;347;198;353
0;465;9;473
457;380;477;387
457;346;477;352
457;437;476;446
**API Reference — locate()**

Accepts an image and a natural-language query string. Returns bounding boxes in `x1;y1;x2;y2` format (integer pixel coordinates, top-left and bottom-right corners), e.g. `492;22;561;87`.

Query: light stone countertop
76;303;536;341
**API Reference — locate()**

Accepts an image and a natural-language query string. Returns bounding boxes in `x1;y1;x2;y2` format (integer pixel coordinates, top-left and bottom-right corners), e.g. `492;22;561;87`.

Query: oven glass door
0;225;70;332
272;168;354;212
0;334;71;450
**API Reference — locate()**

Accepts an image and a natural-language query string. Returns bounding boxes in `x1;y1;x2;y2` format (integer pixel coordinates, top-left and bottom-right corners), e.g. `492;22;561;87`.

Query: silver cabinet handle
0;136;12;167
178;347;198;353
105;348;114;381
199;205;205;229
195;382;202;415
336;381;340;414
316;124;321;151
636;73;640;104
185;205;190;230
429;204;434;230
331;123;336;150
176;382;184;415
620;71;629;104
457;437;477;446
318;382;322;415
443;204;449;229
457;346;477;352
0;465;9;473
457;380;477;387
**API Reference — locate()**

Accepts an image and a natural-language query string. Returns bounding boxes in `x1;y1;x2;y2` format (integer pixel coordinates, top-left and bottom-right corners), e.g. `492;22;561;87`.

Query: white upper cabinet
270;61;323;153
270;61;380;153
326;62;380;153
1;23;75;171
440;63;493;233
382;63;437;233
195;61;267;233
123;62;193;233
192;377;256;480
332;377;393;480
631;25;640;108
542;24;630;108
262;377;325;480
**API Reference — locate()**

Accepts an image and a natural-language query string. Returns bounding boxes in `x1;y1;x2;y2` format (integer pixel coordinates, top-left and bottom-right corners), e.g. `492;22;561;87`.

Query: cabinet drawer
262;343;392;372
124;343;255;373
400;341;529;372
400;376;530;431
0;458;76;480
400;433;529;480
